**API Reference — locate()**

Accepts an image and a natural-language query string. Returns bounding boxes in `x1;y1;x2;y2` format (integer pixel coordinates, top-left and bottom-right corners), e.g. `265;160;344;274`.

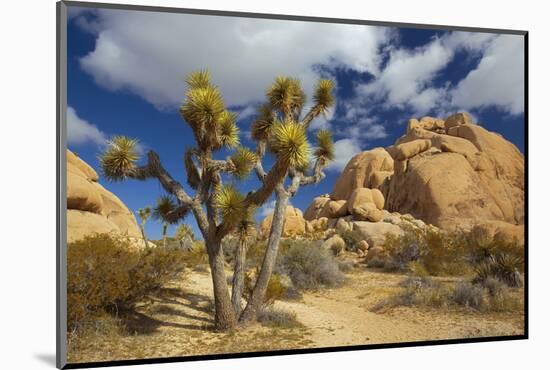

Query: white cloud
359;37;453;111
259;200;276;218
67;106;107;146
450;34;524;114
327;138;362;171
77;9;393;110
352;32;523;118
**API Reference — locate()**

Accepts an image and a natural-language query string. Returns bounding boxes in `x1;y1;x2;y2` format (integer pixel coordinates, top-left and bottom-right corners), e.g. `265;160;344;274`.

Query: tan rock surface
331;148;393;201
66;150;141;243
260;206;306;237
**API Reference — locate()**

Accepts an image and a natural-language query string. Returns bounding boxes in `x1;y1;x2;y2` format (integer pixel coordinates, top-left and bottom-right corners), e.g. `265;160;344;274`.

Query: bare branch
132;151;210;236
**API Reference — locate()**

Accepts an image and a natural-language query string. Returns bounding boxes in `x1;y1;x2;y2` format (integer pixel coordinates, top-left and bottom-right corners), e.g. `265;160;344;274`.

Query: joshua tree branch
133;151;210;236
254;141;268;182
216;157;289;238
301;105;323;129
300;158;327;185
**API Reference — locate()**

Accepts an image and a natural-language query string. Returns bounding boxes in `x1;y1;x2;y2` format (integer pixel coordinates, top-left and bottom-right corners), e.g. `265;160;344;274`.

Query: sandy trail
68;268;524;363
276;269;523;347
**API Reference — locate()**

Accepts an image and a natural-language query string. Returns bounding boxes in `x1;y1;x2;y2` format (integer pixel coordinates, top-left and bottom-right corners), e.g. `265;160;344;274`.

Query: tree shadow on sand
120;288;216;335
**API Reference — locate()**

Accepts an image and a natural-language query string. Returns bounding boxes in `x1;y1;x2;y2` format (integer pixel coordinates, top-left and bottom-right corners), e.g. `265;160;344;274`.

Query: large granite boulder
67;150;141;243
260;206;306;237
331;148;394;201
384;118;524;230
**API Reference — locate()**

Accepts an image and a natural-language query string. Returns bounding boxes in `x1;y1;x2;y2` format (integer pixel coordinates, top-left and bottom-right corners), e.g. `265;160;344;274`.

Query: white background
0;0;547;369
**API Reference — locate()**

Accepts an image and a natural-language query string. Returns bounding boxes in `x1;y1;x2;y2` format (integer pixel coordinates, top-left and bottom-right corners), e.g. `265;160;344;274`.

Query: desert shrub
180;240;209;268
276;240;344;290
338;260;354;272
67;233;186;331
374;275;523;313
244;271;288;306
473;253;523;287
451;280;485;309
257;306;300;328
338;229;364;252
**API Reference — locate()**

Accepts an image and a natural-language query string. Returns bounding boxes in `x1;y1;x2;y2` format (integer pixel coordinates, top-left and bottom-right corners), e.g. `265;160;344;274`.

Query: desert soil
68;267;524;364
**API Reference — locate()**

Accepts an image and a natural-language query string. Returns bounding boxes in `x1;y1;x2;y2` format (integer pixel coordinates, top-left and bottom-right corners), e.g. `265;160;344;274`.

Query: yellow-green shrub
67;233;186;331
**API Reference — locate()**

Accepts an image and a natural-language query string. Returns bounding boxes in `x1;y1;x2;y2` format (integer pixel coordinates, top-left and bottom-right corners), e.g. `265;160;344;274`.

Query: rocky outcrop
260;206;307;237
305;113;524;237
331;148;394;201
67;150;142;244
384;114;524;231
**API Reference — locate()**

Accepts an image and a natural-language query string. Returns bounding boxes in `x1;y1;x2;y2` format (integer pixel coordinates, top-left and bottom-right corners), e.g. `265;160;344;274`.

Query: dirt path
277;269;524;347
68;268;524;363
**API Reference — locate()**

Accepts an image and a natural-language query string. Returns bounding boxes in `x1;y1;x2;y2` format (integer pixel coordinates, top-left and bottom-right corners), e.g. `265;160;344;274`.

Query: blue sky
66;6;525;240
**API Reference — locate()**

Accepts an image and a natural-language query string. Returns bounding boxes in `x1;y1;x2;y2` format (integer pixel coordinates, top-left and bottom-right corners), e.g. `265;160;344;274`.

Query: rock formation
260;206;307;237
301;112;524;246
67;150;142;244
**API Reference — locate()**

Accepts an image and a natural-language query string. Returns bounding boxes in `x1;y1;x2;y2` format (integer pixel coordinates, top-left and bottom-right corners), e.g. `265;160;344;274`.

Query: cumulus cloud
77;9;393;110
67;106;107;146
259;200;276;218
327;138;362;171
450;34;524;114
354;32;523;117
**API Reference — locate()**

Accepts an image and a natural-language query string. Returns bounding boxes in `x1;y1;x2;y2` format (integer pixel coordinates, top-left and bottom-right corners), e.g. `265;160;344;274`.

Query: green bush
382;226;470;275
276;240;344;290
473;253;523;287
67;233;186;331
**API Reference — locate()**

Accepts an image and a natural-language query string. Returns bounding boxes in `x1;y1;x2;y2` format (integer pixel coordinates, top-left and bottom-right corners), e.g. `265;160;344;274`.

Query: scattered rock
351;221;404;248
357;240;369;252
322;235;346;256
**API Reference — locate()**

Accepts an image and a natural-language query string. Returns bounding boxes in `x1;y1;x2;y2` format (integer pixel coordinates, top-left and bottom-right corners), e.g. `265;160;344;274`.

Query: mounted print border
57;1;528;368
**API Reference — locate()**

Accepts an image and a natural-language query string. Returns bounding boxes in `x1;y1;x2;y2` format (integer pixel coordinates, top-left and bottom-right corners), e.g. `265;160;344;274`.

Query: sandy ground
68;267;524;364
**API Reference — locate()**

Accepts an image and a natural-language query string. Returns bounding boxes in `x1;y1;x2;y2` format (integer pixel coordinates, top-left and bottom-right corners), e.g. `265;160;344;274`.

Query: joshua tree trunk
139;223;150;249
206;236;237;330
231;237;248;317
239;185;288;324
162;223;168;248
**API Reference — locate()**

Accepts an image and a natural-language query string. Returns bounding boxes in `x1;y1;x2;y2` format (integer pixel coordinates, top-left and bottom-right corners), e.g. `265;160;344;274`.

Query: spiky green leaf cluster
230;146;258;179
217;110;240;148
153;195;181;224
269;121;311;169
267;76;305;116
314;129;335;161
313;79;335;113
137;207;152;223
251;103;275;142
185;70;211;89
180;85;225;130
175;224;195;241
236;206;257;240
180;70;240;151
213;185;246;224
99;136;140;182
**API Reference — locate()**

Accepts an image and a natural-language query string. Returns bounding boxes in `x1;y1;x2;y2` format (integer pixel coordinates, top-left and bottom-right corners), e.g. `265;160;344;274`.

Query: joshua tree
230;206;257;317
136;206;152;248
175;224;195;250
238;77;335;324
152;195;180;248
99;70;309;330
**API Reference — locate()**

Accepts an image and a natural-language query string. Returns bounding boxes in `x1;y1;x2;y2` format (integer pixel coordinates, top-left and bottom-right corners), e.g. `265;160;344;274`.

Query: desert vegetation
97;70;335;331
